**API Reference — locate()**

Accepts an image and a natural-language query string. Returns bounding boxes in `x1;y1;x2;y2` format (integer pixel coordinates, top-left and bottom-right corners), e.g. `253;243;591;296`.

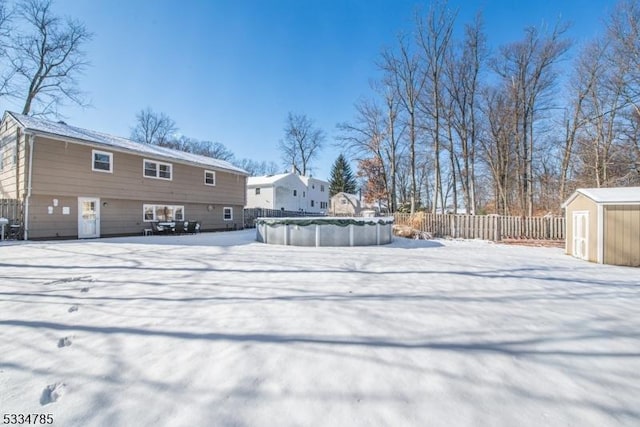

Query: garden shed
562;187;640;267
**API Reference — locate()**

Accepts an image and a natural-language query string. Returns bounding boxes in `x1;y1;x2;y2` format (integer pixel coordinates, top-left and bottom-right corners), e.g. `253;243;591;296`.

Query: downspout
24;133;34;240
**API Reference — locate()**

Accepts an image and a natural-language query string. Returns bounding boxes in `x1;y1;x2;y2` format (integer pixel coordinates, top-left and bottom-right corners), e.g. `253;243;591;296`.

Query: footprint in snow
57;337;72;348
40;382;66;405
68;305;78;313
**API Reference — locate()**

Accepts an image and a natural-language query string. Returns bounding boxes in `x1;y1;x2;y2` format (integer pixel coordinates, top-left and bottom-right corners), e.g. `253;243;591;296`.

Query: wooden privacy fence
244;208;326;228
0;199;22;222
394;213;565;241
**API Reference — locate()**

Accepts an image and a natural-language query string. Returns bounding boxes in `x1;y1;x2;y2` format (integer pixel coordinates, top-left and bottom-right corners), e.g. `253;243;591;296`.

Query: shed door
572;211;589;260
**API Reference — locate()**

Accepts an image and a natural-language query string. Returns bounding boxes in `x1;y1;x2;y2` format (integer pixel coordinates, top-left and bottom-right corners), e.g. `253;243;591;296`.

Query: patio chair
150;221;168;235
186;220;200;234
174;221;187;234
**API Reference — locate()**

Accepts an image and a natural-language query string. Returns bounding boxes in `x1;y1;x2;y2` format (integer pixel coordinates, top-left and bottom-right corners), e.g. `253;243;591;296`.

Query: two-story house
0;111;248;239
246;172;329;213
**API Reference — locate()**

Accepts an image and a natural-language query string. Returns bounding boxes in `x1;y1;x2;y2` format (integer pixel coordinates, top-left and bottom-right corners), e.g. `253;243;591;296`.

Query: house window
321;185;325;192
311;200;315;207
341;199;348;205
223;207;233;221
303;191;305;197
0;135;17;171
255;188;261;195
293;190;297;196
320;202;327;209
143;204;184;222
144;159;172;180
204;170;216;186
92;150;113;173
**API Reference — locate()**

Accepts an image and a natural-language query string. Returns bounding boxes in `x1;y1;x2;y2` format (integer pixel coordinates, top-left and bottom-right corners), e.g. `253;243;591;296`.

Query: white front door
572;211;589;260
78;197;100;239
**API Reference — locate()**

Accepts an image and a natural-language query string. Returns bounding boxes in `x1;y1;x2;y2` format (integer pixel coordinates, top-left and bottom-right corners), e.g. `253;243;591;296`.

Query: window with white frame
321;185;325;192
204;170;216;186
311;200;315;207
143;204;184;222
0;135;17;171
223;207;233;221
92;150;113;173
293;189;297;196
255;188;261;195
143;159;172;180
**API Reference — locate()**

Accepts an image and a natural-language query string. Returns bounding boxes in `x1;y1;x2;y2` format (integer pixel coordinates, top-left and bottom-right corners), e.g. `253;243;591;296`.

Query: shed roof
563;187;640;207
6;111;248;175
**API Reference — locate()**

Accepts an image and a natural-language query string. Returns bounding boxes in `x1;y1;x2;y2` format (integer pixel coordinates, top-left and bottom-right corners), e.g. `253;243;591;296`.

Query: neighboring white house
246;172;329;213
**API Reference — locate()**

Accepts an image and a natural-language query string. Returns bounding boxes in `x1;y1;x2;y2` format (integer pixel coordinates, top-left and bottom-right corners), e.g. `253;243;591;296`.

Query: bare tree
337;97;396;210
131;107;177;145
279;112;325;176
0;0;14;99
11;0;92;116
444;12;486;214
491;21;570;215
235;158;279;176
380;33;425;213
416;0;457;214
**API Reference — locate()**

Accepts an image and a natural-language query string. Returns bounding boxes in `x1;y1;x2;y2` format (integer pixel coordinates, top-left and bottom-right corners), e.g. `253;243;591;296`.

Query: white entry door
78;197;100;239
572;211;589;260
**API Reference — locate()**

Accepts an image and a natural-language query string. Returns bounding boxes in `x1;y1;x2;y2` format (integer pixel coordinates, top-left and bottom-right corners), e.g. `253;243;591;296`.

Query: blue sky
5;0;615;180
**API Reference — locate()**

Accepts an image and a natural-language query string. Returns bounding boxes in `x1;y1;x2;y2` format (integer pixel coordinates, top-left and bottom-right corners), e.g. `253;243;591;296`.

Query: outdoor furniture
186;220;200;234
173;221;187;234
150;221;169;235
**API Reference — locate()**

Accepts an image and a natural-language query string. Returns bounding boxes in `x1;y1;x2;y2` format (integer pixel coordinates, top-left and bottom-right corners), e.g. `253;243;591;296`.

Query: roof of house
247;172;329;186
563;186;640;207
6;111;248;175
247;172;296;186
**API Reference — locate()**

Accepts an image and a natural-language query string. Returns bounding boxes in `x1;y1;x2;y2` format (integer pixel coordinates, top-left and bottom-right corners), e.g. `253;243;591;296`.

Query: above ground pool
255;216;394;247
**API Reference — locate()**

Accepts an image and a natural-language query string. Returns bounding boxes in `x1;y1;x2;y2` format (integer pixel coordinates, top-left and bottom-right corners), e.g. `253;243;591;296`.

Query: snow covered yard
1;230;639;427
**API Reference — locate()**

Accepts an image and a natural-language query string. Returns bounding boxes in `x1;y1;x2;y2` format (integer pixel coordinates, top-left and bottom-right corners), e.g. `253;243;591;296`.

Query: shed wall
604;205;640;267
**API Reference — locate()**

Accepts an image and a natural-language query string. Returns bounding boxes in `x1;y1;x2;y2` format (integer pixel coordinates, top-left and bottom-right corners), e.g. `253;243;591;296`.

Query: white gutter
24;133;34;240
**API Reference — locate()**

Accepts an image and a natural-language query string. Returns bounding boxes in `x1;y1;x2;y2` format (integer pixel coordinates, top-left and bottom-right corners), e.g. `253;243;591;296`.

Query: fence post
494;216;502;242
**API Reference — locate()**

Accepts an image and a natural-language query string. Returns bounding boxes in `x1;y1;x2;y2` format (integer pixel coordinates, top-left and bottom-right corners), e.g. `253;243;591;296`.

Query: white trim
143;159;173;180
92;149;113;173
223;207;233;221
204;170;216;186
597;204;604;264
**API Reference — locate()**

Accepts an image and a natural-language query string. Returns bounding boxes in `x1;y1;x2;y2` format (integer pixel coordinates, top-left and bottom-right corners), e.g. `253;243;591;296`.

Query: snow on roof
332;192;359;202
564;186;640;206
247;172;295;186
7;111;248;175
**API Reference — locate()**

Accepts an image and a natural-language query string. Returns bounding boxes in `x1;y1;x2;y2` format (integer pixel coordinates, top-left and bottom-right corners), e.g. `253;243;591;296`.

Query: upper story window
144;159;172;180
204;170;216;186
293;189;297;196
92;150;113;173
255;188;261;195
321;185;325;192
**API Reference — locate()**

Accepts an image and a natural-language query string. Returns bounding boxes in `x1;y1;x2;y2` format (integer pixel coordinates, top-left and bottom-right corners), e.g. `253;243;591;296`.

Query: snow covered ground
1;230;639;427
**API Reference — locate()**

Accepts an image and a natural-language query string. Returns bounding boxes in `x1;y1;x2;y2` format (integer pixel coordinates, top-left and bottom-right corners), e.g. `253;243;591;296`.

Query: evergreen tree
329;154;357;197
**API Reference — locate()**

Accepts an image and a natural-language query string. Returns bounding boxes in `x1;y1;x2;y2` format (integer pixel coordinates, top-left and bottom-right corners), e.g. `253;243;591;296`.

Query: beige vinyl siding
29;135;246;205
0;116;26;199
26;195;245;239
604;205;640;267
564;193;599;262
